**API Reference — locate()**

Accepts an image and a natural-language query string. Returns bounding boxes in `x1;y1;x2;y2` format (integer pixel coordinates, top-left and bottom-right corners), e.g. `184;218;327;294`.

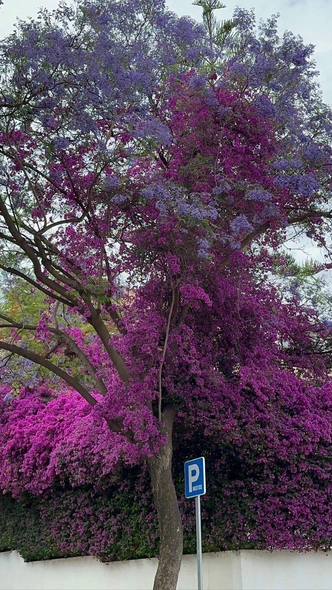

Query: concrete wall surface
1;549;331;590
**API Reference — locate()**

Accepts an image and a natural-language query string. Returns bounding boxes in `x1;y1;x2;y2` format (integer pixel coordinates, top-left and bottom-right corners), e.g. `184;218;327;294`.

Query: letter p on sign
188;465;199;493
184;457;206;498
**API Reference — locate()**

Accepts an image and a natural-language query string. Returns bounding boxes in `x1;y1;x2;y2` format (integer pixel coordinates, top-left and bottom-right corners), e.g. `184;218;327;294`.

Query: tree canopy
0;1;332;588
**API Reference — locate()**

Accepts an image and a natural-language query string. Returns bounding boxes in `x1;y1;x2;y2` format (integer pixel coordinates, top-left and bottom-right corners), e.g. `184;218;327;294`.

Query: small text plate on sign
184;457;206;498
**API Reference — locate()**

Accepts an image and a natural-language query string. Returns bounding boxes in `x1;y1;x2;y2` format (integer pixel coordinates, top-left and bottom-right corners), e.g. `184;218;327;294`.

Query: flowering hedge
2;384;332;562
0;475;159;562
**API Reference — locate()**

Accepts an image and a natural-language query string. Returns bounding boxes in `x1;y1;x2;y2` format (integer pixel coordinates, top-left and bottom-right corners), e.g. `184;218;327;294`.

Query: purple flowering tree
1;1;332;589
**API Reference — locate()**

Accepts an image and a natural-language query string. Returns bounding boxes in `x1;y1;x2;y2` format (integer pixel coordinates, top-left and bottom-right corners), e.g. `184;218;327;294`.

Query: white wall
1;549;331;590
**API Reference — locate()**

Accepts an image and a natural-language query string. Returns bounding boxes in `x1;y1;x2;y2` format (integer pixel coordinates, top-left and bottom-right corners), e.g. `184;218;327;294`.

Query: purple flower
274;158;303;171
246;189;272;202
275;173;321;197
304;145;324;165
111;194;127;204
254;95;276;118
230;214;254;236
197;237;210;259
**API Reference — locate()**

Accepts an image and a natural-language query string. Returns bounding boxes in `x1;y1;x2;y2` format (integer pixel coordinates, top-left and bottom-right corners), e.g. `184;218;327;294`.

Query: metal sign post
195;495;203;589
184;457;206;590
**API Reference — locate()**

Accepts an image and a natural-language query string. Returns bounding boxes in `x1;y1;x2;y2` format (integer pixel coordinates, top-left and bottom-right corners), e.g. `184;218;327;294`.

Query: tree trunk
148;406;183;590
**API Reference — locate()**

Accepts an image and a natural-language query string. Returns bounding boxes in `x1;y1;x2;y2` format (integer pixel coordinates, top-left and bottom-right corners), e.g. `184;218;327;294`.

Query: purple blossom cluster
275;173;321;198
230;214;254;236
245;189;272;202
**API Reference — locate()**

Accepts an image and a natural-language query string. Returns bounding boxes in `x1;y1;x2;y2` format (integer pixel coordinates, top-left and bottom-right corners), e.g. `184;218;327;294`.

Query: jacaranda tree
1;1;332;588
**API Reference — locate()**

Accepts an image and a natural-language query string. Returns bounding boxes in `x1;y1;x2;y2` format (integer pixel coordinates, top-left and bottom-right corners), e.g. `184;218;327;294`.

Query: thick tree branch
0;262;76;307
0;340;98;407
85;303;130;385
0;197;80;305
288;210;332;224
0;313;108;396
239;208;332;255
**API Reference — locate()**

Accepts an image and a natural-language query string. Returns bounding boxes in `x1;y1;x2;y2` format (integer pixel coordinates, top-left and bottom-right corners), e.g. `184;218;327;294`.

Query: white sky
0;0;331;104
0;0;331;263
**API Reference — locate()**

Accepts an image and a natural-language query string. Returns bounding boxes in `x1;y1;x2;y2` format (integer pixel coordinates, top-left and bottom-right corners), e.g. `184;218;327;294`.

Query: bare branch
238;209;332;255
0;262;76;307
0;196;80;305
158;286;176;422
0;312;108;396
0;340;98;407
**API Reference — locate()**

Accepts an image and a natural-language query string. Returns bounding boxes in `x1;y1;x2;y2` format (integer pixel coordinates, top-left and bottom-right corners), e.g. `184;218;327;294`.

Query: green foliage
0;494;67;561
0;279;47;325
0;473;250;563
0;477;159;562
273;253;332;322
193;0;236;47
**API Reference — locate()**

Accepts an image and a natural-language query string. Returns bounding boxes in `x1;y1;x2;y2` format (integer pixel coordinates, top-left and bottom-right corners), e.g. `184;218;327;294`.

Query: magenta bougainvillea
1;1;332;586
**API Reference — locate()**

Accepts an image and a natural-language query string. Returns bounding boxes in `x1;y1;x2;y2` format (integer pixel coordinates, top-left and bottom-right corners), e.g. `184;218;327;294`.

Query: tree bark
148;406;183;590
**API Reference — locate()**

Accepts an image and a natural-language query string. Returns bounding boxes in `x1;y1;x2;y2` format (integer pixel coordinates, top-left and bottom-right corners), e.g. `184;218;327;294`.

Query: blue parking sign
184;457;206;498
